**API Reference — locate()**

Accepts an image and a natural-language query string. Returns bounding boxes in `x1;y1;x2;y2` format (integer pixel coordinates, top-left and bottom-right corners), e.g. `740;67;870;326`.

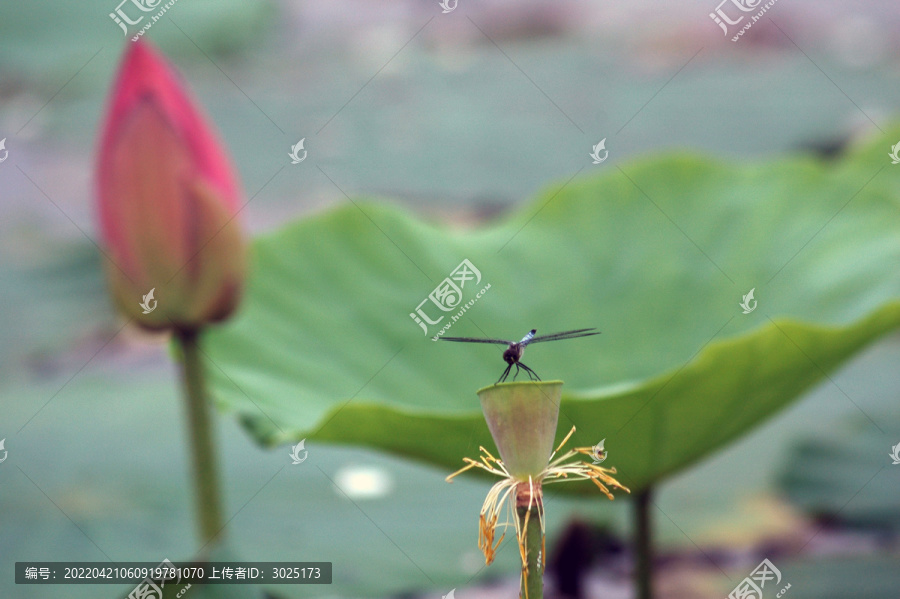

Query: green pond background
1;1;900;598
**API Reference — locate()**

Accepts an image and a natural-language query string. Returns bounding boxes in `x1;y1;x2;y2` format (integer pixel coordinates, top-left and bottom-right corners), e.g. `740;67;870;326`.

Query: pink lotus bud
96;40;246;330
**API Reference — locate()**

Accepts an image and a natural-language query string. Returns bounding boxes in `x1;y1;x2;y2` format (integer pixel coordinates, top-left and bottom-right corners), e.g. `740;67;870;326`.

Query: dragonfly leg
497;363;513;384
519;362;541;381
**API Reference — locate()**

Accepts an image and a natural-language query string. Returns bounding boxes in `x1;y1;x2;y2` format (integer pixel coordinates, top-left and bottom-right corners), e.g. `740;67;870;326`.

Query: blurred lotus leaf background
2;1;900;599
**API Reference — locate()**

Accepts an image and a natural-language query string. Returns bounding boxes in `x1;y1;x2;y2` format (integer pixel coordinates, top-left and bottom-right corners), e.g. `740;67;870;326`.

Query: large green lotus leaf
203;127;900;493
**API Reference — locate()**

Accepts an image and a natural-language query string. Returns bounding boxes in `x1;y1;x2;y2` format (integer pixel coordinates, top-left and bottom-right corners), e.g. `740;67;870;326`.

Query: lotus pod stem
516;481;544;599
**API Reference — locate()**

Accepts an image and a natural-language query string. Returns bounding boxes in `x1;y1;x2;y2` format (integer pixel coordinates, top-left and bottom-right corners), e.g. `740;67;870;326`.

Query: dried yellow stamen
447;427;629;568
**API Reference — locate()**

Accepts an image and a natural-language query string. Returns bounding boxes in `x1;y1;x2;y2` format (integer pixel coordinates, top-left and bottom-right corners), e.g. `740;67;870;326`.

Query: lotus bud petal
96;40;245;331
477;381;562;479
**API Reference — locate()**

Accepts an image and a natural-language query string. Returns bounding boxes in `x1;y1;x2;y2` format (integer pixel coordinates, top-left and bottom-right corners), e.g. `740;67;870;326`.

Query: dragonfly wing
529;329;601;343
439;336;512;345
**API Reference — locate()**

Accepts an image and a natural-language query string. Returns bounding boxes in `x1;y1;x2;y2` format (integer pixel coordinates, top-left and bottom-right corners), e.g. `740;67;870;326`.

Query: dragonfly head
503;345;522;364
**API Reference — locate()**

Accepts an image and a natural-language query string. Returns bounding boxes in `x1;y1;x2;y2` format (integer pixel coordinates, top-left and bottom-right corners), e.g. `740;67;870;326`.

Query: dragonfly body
501;329;535;367
440;328;600;383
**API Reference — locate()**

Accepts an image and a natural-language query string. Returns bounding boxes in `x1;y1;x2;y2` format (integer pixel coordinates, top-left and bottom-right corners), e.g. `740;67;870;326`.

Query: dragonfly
439;328;601;383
